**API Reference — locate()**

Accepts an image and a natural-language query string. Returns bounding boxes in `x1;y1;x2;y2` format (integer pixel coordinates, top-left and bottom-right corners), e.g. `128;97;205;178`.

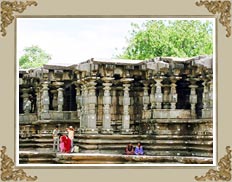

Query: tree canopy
118;20;213;60
19;45;51;69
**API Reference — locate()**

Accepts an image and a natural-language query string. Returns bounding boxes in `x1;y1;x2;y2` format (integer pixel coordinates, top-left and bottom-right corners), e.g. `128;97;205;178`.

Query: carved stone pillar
202;80;211;118
111;87;117;121
163;84;170;109
154;77;163;109
101;77;114;134
169;77;179;110
51;90;58;110
150;83;156;109
41;82;50;113
21;88;30;113
36;87;41;117
121;78;134;134
57;87;64;112
142;81;150;120
80;83;88;129
142;82;150;110
189;79;198;118
84;78;98;134
75;84;81;119
208;80;213;109
41;82;50;120
202;80;209;109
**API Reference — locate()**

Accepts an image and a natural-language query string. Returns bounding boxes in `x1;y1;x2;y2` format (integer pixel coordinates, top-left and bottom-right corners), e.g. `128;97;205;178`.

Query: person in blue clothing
134;142;144;155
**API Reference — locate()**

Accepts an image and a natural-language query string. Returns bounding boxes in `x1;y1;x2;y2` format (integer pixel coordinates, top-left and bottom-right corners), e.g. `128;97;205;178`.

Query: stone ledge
56;153;213;164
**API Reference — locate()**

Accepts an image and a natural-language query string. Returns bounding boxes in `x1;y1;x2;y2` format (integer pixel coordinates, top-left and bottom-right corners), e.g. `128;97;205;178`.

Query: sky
16;18;214;64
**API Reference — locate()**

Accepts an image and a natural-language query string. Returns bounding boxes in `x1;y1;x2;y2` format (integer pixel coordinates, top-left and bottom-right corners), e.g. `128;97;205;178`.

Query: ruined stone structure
19;55;214;164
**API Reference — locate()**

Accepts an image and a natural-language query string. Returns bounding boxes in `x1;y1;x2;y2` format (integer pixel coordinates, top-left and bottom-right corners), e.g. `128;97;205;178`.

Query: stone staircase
76;134;213;157
19;133;213;164
19;151;57;164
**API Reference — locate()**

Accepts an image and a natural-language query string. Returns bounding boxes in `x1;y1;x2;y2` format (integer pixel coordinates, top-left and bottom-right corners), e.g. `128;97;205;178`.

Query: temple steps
19;133;213;164
76;134;213;157
55;153;213;164
19;152;213;164
19;134;213;155
19;151;57;164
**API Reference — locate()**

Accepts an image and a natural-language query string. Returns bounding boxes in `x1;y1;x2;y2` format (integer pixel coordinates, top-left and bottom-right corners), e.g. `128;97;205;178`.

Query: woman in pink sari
59;134;66;153
65;137;71;153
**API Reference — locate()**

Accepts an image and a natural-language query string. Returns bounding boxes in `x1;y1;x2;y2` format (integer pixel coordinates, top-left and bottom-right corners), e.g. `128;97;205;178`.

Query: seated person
125;143;134;155
134;142;144;155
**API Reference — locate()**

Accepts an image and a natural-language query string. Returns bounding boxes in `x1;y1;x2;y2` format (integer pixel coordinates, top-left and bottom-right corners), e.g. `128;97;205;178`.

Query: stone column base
121;129;133;135
101;128;113;134
82;128;99;134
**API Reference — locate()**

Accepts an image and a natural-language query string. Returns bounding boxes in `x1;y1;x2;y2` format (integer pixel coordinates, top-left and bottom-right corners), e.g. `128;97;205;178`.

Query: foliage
118;20;213;60
19;45;51;69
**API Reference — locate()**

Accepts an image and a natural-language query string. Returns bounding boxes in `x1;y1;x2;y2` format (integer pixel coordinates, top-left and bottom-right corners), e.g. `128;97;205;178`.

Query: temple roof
89;58;144;65
20;55;213;72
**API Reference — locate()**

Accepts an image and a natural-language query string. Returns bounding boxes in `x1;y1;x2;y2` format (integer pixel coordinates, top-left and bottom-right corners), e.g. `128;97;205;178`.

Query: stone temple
19;55;214;164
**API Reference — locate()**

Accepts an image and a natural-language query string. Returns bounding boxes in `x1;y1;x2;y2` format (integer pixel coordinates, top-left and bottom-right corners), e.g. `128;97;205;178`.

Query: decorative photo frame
0;0;231;181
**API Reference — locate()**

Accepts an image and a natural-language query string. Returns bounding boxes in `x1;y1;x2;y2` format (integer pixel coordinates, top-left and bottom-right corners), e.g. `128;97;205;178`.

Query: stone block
71;112;77;119
152;109;191;119
23;115;29;122
53;112;63;120
63;112;71;120
19;115;24;122
121;128;133;135
142;110;151;119
202;109;213;118
101;128;113;134
41;112;51;120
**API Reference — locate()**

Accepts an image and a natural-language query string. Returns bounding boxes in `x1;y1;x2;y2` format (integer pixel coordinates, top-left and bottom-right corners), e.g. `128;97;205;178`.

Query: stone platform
19;151;213;164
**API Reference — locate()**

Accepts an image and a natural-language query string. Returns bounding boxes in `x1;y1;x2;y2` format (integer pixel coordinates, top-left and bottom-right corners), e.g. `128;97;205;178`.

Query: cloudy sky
16;18;214;64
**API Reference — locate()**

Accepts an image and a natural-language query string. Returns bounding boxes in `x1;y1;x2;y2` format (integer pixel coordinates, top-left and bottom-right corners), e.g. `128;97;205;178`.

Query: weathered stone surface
55;153;212;164
152;109;191;118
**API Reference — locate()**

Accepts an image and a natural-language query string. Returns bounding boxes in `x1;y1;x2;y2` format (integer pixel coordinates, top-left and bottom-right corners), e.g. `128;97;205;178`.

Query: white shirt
68;129;74;140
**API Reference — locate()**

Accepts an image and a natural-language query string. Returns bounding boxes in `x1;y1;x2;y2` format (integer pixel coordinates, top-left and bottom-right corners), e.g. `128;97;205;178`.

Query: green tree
118;20;213;60
19;45;51;69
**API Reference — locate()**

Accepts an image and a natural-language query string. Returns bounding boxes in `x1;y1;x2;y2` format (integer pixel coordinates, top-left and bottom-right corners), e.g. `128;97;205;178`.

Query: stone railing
40;111;78;121
19;113;38;123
